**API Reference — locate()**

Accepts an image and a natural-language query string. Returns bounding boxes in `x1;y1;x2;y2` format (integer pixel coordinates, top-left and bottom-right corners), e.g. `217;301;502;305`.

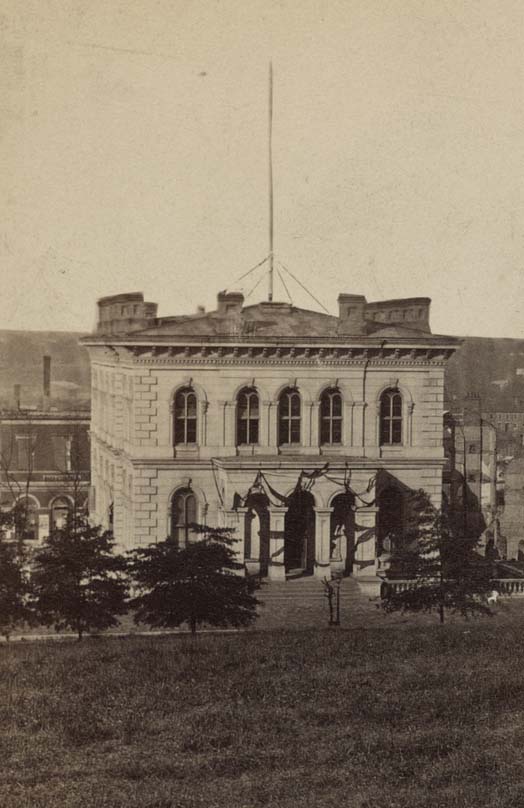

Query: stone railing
383;578;524;597
492;579;524;596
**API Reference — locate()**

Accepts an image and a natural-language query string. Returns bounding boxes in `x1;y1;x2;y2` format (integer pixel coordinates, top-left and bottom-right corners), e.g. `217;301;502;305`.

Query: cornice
89;344;456;367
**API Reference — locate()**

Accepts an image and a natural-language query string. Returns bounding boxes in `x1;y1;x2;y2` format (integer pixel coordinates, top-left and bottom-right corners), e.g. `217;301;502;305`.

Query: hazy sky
2;0;524;337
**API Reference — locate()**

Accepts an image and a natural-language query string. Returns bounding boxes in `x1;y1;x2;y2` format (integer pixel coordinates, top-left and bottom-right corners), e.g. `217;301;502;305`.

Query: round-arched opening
377;487;404;555
330;491;356;574
244;491;270;576
284;489;315;574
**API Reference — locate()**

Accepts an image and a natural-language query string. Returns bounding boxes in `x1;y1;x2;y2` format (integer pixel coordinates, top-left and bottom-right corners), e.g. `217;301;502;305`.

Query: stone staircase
254;575;380;630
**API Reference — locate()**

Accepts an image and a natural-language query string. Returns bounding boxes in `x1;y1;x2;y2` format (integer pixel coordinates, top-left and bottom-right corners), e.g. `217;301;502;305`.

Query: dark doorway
330;492;356;574
244;492;270;576
377;487;403;554
284;489;315;574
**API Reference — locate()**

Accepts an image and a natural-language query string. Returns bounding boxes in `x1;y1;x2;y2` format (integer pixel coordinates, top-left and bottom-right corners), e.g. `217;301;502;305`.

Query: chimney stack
43;355;51;410
337;294;367;335
13;384;21;411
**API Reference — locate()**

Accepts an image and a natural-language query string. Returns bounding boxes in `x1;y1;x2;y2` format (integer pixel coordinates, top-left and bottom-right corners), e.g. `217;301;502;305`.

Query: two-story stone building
82;290;459;591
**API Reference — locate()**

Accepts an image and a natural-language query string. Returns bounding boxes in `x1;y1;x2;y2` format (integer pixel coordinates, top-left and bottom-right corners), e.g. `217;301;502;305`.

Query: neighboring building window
278;388;301;446
15;435;35;471
170;488;197;547
237;388;259;445
380;389;402;445
320;389;343;445
14;497;39;541
468;443;477;454
174;388;197;445
50;497;71;530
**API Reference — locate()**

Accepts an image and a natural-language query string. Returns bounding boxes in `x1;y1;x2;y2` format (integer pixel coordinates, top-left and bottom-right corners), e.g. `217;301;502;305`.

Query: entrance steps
254;575;380;630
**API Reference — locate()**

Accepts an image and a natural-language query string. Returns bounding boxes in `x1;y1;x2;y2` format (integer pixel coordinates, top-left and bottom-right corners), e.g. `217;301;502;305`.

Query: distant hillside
0;331;90;407
0;330;523;413
445;337;524;410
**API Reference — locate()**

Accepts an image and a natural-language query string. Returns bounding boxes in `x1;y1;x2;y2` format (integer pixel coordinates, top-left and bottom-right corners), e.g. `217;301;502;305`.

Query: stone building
82;289;459;592
499;457;524;560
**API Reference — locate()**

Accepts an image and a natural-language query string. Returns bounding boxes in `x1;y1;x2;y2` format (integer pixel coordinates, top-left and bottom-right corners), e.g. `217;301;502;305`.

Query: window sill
236;444;259;456
379;445;404;458
320;444;345;455
278;444;303;454
173;445;199;459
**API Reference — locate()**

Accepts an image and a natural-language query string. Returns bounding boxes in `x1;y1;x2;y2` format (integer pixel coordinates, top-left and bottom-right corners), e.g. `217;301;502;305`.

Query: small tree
381;489;493;624
128;525;259;636
31;513;128;640
322;574;342;626
0;505;34;640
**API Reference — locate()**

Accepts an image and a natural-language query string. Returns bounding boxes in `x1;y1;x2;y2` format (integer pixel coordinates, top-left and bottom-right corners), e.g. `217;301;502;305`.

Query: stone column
353;505;380;595
221;507;245;573
268;506;287;581
314;507;333;579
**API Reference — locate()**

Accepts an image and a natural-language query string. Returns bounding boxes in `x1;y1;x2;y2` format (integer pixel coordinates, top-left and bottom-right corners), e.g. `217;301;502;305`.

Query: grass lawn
2;611;524;808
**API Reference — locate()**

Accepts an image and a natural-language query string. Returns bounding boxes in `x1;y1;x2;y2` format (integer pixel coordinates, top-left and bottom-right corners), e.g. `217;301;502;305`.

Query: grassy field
2;613;524;808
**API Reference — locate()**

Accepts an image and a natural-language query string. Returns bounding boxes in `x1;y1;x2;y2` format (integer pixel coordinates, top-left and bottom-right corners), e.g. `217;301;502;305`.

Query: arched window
50;497;71;530
380;388;402;445
237;387;259;445
174;387;197;445
170;488;197;548
320;388;342;445
278;388;301;446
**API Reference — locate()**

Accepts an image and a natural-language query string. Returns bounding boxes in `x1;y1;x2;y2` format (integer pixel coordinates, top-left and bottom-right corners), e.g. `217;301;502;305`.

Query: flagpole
268;61;274;302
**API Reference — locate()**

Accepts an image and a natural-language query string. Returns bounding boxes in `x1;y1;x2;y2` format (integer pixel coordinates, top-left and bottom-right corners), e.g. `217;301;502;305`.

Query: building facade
0;408;90;541
83;290;459;591
443;406;497;549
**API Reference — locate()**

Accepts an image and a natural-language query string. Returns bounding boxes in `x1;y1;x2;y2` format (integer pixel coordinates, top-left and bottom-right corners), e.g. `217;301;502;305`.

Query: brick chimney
337;294;367;335
217;291;244;317
43;355;51;410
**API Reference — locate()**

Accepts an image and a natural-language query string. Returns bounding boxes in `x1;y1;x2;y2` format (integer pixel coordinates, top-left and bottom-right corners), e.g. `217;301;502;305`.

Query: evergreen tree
0;505;34;640
31;514;128;640
381;489;493;623
128;525;259;636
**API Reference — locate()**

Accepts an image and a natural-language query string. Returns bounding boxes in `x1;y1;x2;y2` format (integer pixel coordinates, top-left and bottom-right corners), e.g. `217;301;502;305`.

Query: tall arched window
320;388;342;445
278;388;301;446
237;387;259;445
174;387;197;445
170;488;197;547
380;388;403;445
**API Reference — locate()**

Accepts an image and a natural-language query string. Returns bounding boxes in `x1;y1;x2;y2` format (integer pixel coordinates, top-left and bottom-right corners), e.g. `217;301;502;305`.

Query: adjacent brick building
0;407;90;541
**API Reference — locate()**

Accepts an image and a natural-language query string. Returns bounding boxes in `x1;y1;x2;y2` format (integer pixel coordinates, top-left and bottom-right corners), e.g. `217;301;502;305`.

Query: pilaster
268;506;287;581
310;401;320;448
314;507;333;579
220;507;245;572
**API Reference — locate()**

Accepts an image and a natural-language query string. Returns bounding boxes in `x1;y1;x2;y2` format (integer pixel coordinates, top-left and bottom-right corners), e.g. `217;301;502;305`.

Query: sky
2;0;524;338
